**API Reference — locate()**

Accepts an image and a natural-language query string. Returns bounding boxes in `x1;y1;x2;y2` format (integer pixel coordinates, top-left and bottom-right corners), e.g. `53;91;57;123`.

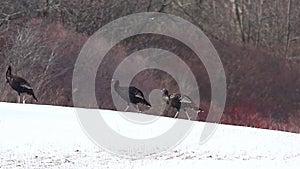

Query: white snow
0;102;300;169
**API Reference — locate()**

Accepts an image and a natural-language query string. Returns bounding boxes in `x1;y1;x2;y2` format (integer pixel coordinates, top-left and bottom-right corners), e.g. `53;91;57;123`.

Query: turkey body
161;88;203;120
6;66;38;103
113;79;151;112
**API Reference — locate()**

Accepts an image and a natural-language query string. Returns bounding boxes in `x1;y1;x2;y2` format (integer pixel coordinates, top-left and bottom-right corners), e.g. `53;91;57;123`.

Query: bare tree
234;0;246;43
285;0;292;57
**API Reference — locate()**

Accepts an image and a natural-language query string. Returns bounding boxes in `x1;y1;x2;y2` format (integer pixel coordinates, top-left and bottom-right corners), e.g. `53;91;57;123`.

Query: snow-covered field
0;102;300;169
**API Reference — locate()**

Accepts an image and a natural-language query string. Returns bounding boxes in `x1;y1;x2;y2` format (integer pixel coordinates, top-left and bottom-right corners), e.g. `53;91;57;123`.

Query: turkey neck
6;69;14;84
114;81;129;94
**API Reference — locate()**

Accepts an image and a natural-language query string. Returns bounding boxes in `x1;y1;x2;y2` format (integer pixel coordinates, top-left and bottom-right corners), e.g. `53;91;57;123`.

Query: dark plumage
113;79;151;112
6;66;38;103
161;88;204;120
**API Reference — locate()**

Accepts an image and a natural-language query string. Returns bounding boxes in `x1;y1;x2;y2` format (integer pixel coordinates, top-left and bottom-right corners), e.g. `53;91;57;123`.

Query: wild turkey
6;65;38;103
161;88;203;120
112;79;151;112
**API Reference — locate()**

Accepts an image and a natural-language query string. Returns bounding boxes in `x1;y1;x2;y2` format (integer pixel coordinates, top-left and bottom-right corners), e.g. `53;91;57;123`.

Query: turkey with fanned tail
161;88;203;120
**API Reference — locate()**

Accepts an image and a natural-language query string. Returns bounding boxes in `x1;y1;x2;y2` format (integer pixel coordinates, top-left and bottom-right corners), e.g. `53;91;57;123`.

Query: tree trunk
234;0;246;43
285;0;292;57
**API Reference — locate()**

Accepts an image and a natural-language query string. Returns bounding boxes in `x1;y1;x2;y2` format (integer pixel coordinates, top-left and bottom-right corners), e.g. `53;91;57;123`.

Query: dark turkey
113;79;151;112
6;65;38;103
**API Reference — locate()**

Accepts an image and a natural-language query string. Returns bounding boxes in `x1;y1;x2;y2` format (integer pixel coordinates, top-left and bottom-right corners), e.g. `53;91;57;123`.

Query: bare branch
147;0;153;12
0;11;25;28
285;0;292;57
290;36;300;41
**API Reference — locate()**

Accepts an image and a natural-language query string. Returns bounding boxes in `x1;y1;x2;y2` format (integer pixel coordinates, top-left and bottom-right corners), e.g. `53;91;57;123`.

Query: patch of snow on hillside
0;102;300;168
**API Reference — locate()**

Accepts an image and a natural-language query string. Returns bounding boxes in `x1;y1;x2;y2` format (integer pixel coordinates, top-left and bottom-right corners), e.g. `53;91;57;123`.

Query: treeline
1;0;299;57
0;0;299;131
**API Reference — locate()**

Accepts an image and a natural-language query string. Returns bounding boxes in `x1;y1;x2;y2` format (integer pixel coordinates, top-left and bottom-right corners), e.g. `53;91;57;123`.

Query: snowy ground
0;102;300;169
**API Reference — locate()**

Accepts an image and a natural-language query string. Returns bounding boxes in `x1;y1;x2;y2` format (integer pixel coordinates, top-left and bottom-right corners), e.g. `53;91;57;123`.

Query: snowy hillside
0;102;300;169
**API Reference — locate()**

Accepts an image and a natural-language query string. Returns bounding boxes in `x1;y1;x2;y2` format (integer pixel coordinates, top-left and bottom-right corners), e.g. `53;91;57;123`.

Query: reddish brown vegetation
196;101;300;133
1;19;299;134
224;109;300;133
0;19;88;105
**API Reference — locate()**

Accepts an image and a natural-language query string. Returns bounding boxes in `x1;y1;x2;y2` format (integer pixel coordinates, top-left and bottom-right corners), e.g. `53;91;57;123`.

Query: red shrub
215;101;300;133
